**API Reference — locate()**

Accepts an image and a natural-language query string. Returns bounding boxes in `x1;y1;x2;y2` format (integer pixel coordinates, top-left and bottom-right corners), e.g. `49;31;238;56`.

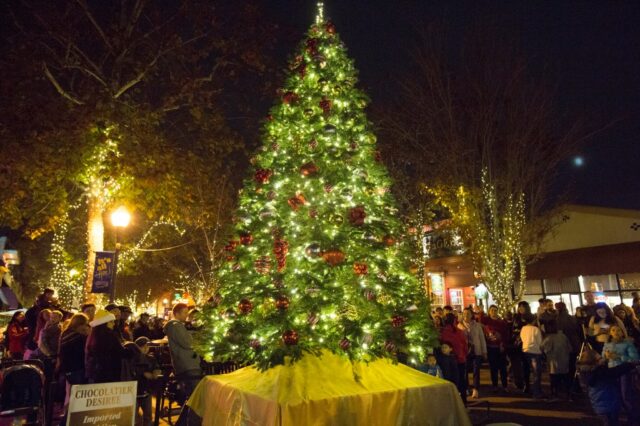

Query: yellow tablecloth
186;351;470;426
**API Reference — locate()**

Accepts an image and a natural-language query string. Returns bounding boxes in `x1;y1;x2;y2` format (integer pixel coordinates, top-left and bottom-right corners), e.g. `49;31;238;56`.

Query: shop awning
527;241;640;280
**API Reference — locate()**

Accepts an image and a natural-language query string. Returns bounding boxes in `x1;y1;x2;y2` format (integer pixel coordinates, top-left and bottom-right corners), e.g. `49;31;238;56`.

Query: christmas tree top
194;3;436;371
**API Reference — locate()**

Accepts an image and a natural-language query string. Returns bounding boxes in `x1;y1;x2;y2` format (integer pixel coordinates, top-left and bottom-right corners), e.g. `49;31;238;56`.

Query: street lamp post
110;206;131;303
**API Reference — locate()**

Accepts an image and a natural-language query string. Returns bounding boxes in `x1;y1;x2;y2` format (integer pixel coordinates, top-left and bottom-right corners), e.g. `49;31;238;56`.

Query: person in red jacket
482;305;511;392
7;311;29;359
440;313;469;404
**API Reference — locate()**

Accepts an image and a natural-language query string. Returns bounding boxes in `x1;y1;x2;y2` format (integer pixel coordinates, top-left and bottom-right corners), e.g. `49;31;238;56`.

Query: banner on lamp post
91;251;116;294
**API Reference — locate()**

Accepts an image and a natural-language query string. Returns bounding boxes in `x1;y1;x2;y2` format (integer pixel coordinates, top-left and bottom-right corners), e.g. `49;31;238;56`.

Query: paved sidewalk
467;367;601;426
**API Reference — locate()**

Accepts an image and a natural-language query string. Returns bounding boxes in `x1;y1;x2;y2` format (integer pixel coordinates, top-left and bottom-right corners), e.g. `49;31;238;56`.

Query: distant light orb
573;156;584;167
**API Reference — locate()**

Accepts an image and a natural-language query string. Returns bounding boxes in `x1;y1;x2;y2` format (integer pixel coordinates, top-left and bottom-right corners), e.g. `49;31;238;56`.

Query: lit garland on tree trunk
429;169;526;314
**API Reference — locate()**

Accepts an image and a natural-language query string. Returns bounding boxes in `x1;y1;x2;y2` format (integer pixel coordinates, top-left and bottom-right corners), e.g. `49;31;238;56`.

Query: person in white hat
85;309;128;383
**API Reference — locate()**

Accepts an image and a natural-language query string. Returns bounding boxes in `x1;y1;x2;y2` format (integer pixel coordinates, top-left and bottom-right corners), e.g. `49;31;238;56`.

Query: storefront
424;205;640;313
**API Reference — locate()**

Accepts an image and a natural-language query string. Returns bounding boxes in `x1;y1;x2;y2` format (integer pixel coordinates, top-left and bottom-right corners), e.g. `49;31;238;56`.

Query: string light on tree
429;168;526;314
194;4;436;370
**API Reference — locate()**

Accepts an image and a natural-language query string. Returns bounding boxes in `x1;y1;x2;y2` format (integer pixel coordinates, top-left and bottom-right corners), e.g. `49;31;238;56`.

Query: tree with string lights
195;4;436;370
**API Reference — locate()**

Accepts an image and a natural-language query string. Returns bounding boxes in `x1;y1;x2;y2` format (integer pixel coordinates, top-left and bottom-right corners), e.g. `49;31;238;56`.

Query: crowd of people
423;290;640;425
5;287;640;425
1;288;203;425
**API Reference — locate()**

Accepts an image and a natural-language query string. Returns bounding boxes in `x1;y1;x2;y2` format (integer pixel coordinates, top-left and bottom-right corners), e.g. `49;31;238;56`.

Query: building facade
424;205;640;313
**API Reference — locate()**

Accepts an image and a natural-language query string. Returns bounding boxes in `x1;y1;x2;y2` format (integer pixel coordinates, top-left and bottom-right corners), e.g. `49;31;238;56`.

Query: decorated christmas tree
195;4;436;371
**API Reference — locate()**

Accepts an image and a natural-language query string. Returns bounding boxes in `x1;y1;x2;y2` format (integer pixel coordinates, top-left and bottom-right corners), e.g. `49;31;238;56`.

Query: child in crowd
603;325;640;425
417;354;443;378
436;343;458;385
578;348;638;426
541;321;572;400
520;314;544;398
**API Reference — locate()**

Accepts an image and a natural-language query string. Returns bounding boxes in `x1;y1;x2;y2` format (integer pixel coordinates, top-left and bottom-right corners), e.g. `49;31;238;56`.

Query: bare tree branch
75;0;114;53
43;62;84;105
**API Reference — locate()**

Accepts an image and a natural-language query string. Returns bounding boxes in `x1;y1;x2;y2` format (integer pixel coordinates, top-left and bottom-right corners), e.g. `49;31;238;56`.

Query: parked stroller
0;359;45;425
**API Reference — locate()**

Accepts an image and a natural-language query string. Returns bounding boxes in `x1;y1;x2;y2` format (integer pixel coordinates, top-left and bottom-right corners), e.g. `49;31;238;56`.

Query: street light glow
111;206;131;228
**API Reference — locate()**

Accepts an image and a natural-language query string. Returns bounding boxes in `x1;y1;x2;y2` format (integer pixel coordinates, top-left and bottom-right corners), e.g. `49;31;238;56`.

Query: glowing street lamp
111;206;131;229
109;206;130;303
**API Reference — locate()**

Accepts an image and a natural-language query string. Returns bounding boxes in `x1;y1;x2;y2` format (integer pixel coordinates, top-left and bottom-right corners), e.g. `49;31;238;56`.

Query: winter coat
57;329;87;375
163;320;201;376
440;325;468;364
579;362;635;415
121;342;159;395
133;323;152;340
24;304;41;351
436;352;458;385
38;323;61;357
7;323;28;354
603;340;640;368
556;311;582;353
541;333;572;374
481;316;510;349
458;320;487;357
85;325;128;383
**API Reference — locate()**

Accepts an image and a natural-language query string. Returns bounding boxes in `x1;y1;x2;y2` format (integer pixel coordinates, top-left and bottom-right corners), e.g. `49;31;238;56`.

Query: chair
0;360;46;425
155;373;183;426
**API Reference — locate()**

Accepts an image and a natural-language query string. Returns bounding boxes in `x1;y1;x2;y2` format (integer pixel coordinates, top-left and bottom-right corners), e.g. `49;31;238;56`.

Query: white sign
67;381;137;426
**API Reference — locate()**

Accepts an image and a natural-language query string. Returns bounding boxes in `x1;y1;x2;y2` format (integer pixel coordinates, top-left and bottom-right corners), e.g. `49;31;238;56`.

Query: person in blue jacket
603;325;640;425
578;347;639;426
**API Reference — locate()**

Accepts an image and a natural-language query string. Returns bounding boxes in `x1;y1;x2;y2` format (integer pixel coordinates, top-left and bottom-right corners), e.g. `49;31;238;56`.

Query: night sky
265;1;640;209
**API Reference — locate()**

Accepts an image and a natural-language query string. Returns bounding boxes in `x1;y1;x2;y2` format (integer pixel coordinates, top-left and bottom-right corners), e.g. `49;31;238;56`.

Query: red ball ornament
322;250;345;266
287;193;306;211
375;150;383;162
325;21;336;35
224;240;239;252
353;262;368;275
383;235;395;246
282;330;299;346
305;38;319;55
275;295;290;311
319;97;332;115
238;299;253;314
240;233;254;246
339;338;351;350
348;206;367;226
391;315;407;328
300;162;319;176
254;168;272;185
266;114;274;121
249;339;261;349
282;91;298;105
297;63;307;78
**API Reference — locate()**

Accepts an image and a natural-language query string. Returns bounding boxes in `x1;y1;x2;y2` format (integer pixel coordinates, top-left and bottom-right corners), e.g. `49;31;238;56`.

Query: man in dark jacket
164;303;202;399
24;288;55;351
133;313;152;340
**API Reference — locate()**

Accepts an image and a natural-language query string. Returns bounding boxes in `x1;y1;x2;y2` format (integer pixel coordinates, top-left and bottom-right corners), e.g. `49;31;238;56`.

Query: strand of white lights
119;220;186;269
